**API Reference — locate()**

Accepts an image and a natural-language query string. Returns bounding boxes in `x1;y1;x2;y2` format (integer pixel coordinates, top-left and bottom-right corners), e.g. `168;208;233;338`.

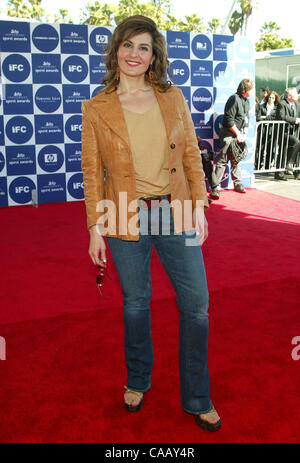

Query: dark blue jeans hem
182;405;213;415
126;384;151;394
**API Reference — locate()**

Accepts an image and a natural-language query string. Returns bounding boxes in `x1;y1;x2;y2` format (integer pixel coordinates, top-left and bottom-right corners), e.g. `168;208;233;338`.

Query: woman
258;91;280;121
256;91;280;169
81;15;221;432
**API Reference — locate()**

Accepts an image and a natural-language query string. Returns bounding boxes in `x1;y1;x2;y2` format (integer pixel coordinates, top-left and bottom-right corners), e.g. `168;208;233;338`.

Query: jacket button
171;168;176;174
170;143;176;149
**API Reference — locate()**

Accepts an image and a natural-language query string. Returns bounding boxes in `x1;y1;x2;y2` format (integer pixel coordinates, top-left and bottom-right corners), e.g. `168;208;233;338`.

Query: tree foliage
7;0;50;21
3;0;295;52
255;21;294;51
208;18;221;34
229;0;253;36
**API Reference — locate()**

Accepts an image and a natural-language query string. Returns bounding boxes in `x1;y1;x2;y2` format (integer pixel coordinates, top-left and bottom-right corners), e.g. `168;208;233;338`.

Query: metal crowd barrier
254;121;300;173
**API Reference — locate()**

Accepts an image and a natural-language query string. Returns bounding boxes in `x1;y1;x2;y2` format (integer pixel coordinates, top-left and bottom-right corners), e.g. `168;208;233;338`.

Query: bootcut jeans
106;197;212;415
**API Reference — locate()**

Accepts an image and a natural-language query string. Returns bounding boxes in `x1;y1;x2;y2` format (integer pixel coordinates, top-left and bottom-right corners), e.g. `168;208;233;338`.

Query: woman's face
268;94;276;105
117;32;154;79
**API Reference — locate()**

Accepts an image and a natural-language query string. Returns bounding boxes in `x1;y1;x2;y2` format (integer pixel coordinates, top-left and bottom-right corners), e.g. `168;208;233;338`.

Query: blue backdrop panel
0;21;255;207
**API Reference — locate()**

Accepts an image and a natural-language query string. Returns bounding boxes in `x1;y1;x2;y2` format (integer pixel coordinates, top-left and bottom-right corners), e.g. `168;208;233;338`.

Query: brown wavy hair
264;91;280;105
236;78;254;96
102;15;172;93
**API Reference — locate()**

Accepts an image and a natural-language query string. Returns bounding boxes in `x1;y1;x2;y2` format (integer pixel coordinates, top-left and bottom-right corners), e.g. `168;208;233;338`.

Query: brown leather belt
138;194;171;210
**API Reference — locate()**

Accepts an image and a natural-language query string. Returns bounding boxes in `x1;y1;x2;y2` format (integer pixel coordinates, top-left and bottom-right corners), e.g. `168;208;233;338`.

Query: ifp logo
89;55;107;84
32;24;59;52
9;176;36;204
170;60;190;85
62;84;90;113
38;145;64;172
65;115;82;142
90;27;112;54
62;56;88;83
213;35;235;61
192;34;212;59
191;60;213;87
35;85;62;113
60;24;88;54
67;173;84;199
5;116;33;144
192;88;212;112
2;54;31;83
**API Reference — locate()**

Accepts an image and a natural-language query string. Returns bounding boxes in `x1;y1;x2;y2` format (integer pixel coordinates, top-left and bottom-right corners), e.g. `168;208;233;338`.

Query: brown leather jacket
81;84;209;241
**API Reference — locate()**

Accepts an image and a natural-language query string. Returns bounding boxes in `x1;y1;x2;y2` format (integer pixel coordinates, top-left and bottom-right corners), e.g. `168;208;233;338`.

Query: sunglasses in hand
96;259;111;298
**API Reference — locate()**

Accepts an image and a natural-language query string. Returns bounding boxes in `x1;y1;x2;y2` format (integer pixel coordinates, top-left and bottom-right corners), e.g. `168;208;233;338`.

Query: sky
1;0;299;47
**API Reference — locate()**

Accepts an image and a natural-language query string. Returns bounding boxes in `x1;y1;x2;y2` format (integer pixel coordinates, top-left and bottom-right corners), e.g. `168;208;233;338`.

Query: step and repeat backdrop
0;20;255;207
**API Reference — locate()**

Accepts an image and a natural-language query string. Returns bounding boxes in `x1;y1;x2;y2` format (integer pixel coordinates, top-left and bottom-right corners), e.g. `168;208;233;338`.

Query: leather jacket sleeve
81;101;105;230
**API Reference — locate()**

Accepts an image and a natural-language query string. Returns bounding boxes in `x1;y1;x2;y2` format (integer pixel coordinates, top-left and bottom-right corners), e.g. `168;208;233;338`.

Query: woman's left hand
193;207;208;246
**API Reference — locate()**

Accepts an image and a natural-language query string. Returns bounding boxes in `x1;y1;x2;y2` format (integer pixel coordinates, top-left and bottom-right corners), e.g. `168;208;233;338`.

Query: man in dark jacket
210;79;254;199
275;87;300;180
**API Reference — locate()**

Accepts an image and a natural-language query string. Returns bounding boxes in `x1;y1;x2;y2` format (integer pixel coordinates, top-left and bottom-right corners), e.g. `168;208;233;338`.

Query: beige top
122;102;171;199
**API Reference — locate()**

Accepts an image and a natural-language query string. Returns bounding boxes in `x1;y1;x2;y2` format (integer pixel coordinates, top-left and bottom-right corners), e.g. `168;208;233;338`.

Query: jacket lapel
90;85;179;147
154;86;179;141
91;90;130;146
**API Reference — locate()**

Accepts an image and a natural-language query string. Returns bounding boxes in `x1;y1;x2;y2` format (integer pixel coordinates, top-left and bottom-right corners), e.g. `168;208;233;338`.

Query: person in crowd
81;15;221;432
261;91;281;120
209;79;254;200
275;87;300;180
259;86;270;104
255;96;264;121
255;91;281;169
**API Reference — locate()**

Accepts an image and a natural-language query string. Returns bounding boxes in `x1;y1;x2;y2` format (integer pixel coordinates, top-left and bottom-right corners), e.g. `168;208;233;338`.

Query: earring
116;66;120;80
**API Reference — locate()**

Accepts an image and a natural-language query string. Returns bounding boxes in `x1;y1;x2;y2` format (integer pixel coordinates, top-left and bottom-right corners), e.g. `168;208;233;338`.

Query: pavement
254;172;300;201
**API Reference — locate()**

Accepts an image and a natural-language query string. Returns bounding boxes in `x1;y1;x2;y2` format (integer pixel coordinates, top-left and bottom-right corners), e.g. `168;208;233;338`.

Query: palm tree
208;18;221;34
229;0;253;36
240;0;253;35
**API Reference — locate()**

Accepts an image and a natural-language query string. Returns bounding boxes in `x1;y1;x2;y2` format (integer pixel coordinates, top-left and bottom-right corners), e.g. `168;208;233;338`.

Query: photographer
210;79;254;200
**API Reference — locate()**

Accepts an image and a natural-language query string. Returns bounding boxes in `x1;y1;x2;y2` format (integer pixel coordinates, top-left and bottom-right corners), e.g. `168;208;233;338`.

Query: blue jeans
106;198;212;414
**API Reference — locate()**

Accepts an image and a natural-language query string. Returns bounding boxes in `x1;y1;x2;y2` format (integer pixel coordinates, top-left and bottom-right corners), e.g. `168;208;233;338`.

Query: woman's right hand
89;225;107;267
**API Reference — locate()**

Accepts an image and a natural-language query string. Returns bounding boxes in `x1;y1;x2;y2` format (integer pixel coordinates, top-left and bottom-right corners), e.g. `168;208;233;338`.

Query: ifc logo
67;173;84;199
5;116;33;144
65;115;82;142
63;56;88;83
9;176;36;204
3;54;31;82
170;60;189;85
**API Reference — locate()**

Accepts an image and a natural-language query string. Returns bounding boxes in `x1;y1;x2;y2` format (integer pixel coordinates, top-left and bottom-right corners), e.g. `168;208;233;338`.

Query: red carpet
0;189;300;442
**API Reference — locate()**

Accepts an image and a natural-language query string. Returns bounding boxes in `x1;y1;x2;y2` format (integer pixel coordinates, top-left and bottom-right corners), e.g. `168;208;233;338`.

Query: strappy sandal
195;405;222;432
124;386;144;412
